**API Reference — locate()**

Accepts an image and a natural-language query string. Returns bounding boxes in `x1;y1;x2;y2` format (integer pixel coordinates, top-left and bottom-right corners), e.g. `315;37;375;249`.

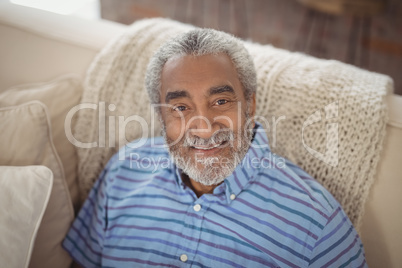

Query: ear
249;93;256;127
250;93;256;117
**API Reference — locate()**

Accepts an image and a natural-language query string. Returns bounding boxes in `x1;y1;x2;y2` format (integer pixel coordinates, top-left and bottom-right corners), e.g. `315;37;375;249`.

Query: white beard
163;125;253;186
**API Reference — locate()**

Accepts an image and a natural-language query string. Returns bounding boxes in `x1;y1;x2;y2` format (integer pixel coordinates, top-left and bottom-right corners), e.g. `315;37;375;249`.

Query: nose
187;108;220;140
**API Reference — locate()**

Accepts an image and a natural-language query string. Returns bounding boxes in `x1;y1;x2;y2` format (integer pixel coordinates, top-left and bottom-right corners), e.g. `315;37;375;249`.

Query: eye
173;105;187;112
216;99;228;105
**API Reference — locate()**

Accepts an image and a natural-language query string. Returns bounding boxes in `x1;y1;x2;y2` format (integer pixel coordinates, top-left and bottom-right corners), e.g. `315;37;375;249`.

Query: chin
177;152;238;186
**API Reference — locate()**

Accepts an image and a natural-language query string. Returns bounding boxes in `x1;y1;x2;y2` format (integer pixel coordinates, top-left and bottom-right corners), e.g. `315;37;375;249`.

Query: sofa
0;2;401;268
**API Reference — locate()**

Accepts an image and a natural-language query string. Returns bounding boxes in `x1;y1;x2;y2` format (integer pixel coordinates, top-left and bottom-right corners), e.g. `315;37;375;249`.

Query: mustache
183;129;235;147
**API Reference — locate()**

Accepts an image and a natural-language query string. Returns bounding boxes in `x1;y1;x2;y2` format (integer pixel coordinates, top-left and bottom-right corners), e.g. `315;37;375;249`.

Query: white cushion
0;75;82;211
0;165;53;268
0;101;74;268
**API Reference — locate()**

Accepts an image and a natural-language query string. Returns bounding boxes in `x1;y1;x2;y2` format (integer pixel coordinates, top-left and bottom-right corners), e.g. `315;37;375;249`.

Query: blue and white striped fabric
63;123;367;268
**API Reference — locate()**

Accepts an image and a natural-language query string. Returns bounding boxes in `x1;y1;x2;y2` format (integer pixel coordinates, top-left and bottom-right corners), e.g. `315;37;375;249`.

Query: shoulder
102;136;174;188
107;136;170;168
271;155;339;213
258;159;365;267
254;153;346;234
284;158;338;213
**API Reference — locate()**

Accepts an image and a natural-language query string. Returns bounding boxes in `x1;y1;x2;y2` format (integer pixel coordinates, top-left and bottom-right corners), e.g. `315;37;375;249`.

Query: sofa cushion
0;75;83;211
0;101;73;268
0;165;53;268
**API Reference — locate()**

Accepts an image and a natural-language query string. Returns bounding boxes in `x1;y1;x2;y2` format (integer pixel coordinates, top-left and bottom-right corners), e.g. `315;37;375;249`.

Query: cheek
217;109;245;132
164;117;186;142
161;109;182;139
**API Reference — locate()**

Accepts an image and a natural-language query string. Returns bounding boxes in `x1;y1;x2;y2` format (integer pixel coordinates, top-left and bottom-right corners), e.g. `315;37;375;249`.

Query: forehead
160;53;243;100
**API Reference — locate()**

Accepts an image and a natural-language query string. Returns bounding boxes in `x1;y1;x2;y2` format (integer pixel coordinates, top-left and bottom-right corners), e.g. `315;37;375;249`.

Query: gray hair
145;28;257;105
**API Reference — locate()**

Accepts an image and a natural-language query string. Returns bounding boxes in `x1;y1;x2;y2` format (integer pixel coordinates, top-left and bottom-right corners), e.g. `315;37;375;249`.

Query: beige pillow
0;101;73;268
0;75;83;211
0;166;53;268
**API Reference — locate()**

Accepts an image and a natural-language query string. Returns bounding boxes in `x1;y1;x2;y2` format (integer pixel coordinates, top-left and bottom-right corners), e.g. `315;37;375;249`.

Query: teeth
193;142;222;150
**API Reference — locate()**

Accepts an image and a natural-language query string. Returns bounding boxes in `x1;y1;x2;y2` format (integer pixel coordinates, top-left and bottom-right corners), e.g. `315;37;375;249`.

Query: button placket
193;204;201;212
177;201;207;265
180;254;188;262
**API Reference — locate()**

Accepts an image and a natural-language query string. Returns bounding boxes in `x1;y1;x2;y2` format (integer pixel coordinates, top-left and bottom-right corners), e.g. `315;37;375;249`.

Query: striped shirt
63;123;367;268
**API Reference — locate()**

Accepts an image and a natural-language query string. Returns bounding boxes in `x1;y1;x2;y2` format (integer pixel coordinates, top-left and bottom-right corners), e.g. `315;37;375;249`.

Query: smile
191;141;227;151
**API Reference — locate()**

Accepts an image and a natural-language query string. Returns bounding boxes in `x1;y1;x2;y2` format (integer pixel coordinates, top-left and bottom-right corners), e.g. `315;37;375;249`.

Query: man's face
160;53;256;186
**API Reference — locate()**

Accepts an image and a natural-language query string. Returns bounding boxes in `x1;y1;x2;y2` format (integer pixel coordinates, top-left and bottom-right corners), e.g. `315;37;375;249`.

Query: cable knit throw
74;18;392;231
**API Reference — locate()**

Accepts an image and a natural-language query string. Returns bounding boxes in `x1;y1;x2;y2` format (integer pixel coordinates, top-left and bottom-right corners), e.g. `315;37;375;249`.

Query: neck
181;172;220;197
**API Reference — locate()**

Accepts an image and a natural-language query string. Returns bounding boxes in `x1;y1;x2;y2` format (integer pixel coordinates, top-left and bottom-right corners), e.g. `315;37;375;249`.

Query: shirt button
180;254;188;262
193;204;201;212
230;194;236;200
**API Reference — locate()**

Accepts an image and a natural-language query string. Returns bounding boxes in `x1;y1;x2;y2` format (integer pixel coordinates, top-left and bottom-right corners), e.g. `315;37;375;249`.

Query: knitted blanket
74;18;392;231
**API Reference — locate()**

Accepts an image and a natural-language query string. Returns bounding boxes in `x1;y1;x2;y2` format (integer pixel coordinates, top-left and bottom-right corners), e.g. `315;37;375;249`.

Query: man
63;29;367;267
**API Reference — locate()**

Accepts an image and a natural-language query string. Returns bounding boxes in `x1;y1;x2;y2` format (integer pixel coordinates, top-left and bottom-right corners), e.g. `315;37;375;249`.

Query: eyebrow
165;90;190;103
164;85;235;103
209;85;235;96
